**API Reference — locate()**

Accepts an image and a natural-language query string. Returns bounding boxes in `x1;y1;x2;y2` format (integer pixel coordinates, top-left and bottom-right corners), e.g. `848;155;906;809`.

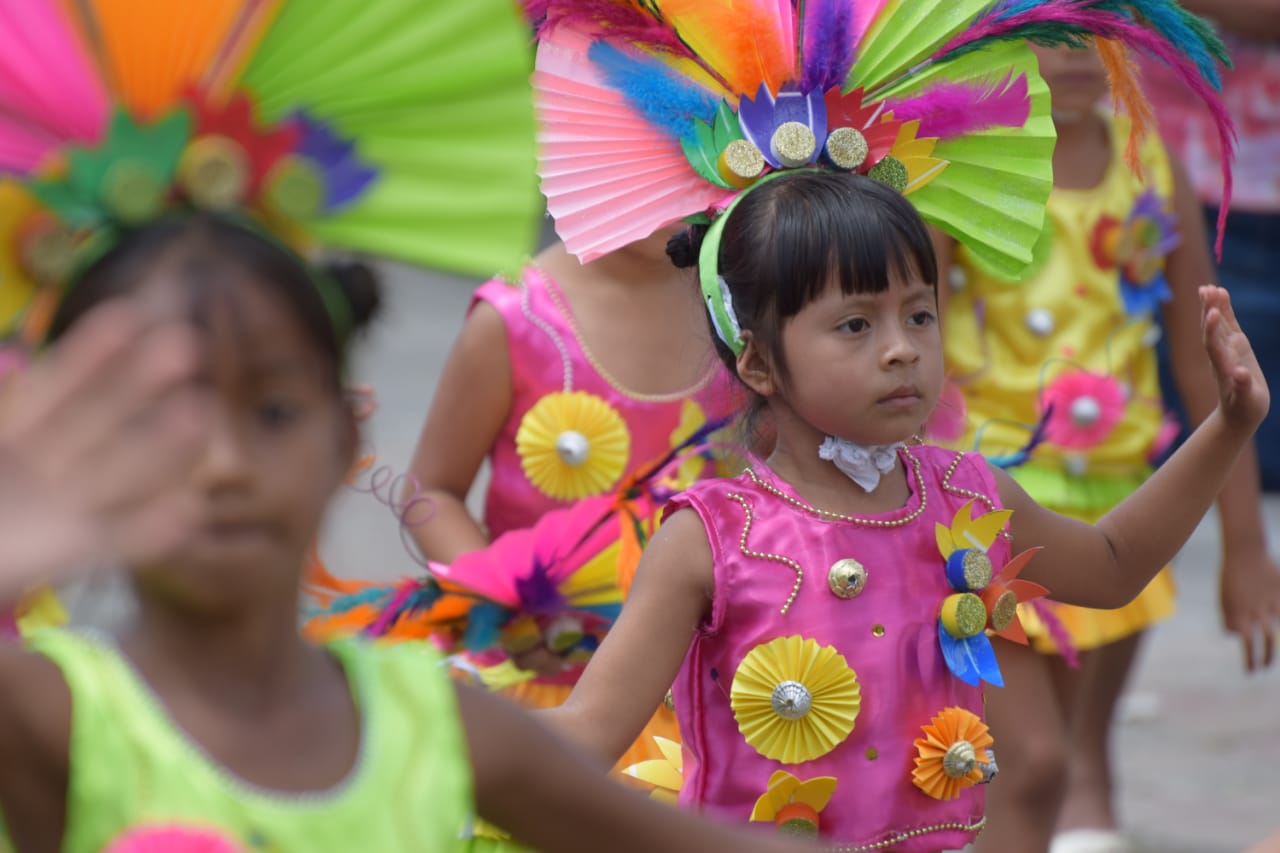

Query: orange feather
657;0;796;95
1096;37;1152;179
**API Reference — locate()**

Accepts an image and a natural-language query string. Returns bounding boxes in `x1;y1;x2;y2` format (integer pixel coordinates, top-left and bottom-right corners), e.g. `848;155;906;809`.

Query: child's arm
997;286;1269;608
1159;155;1280;670
539;509;714;762
458;681;810;853
402;300;511;563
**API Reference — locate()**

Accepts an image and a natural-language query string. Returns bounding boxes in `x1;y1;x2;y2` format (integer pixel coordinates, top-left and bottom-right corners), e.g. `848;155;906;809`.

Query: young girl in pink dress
510;1;1253;848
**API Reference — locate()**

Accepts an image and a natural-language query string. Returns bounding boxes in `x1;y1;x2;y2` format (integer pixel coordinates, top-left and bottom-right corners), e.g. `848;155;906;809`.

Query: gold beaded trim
727;493;804;615
825;816;986;851
744;447;929;527
539;265;719;403
746;447;1008;540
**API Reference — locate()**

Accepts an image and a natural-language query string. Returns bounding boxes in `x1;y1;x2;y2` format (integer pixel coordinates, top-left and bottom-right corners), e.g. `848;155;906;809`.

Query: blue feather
589;41;719;142
325;586;394;615
1120;0;1221;88
463;602;510;652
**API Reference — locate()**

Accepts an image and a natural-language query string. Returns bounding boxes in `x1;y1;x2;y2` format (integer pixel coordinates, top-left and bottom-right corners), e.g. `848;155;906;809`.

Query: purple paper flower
293;111;378;211
737;84;828;169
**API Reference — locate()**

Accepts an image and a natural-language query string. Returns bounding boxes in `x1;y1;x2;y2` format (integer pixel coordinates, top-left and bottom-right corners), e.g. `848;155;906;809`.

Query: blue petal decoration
293;111;379;211
463;601;511;652
737;83;829;168
1120;272;1173;318
939;620;1004;687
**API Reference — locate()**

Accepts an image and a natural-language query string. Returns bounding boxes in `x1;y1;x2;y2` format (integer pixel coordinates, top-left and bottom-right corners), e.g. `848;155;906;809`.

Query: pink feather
1026;598;1080;669
525;0;695;60
886;73;1030;139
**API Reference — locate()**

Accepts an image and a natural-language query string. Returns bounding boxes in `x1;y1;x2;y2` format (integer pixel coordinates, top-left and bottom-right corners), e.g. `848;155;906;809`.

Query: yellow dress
943;113;1177;652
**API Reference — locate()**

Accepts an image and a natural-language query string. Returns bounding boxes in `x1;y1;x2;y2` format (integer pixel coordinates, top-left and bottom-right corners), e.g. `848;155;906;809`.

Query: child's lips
878;386;922;407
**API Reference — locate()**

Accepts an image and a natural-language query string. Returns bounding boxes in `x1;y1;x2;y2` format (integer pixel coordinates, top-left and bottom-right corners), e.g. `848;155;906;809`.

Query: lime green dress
11;630;472;852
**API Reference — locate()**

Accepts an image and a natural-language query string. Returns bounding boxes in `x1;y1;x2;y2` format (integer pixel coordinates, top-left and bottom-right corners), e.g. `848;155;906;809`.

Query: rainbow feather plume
927;0;1234;257
886;73;1030;140
589;41;719;142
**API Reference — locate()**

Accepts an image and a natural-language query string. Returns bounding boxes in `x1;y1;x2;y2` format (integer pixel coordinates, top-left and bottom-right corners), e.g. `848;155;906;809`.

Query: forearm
405;491;490;565
465;685;809;853
1097;409;1255;599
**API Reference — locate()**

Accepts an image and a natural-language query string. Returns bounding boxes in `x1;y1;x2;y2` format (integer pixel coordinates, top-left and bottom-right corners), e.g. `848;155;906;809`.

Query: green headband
697;170;805;356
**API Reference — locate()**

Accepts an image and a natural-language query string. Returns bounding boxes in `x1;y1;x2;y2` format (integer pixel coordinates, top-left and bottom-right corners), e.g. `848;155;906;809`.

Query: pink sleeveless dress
470;265;738;770
666;445;1000;851
476;265;738;538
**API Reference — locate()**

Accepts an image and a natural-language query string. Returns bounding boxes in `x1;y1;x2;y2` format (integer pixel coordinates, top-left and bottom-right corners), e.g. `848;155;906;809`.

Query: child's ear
736;334;777;397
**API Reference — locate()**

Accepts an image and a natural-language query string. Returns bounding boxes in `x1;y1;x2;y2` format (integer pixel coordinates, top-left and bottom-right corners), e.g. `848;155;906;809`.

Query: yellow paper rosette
621;736;684;803
515;391;630;501
730;635;861;765
912;706;995;801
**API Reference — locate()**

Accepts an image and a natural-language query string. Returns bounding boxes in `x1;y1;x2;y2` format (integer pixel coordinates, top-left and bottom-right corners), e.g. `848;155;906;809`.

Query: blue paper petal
1120;272;1173;318
939;621;1004;687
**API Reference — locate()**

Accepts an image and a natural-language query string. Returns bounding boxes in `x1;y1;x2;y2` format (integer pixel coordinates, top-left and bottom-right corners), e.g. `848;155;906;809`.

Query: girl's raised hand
1202;285;1270;430
0;300;209;594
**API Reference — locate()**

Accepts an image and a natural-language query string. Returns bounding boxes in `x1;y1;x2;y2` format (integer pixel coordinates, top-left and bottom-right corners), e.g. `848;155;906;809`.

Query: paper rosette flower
1041;370;1127;450
750;770;838;835
103;825;245;853
1089;190;1180;317
912;707;995;801
622;735;684;803
516;391;630;501
935;501;1046;686
730;635;861;764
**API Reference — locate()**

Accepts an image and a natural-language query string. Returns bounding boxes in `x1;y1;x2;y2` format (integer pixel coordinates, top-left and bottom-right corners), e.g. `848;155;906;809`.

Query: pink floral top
475;265;739;537
666;445;1003;850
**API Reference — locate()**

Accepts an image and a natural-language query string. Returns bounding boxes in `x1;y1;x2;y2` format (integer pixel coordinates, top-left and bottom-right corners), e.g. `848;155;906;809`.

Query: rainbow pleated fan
0;0;540;337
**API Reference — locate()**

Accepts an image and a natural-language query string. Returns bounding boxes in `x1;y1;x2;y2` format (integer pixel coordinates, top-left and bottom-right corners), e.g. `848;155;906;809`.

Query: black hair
46;213;381;387
667;171;938;427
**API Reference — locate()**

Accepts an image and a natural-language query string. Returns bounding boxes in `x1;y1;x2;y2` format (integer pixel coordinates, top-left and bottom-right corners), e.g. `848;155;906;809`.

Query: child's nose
193;410;252;492
881;325;920;367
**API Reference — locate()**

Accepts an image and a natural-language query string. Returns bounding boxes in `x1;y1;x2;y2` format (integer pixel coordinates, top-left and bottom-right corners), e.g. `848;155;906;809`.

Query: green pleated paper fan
859;38;1057;280
241;0;540;277
853;0;993;93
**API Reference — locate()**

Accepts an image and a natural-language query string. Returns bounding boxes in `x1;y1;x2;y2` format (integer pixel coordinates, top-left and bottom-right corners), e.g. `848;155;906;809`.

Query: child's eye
841;318;869;333
908;310;936;327
258;399;300;429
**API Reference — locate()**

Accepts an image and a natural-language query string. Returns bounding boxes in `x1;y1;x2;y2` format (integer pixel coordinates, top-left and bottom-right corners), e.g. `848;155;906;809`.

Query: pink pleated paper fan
103;825;246;853
0;3;109;172
534;30;728;262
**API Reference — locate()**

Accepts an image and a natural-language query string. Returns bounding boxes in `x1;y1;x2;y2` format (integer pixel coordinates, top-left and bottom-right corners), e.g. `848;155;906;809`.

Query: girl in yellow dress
937;44;1280;853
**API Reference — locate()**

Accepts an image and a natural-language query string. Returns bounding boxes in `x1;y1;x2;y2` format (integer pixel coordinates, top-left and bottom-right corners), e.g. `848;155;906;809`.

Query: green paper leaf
682;120;730;188
851;0;991;94
711;100;744;151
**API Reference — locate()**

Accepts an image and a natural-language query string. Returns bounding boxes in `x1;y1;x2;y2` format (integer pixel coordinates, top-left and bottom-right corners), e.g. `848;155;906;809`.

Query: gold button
865;747;879;760
872;624;886;637
828;558;868;599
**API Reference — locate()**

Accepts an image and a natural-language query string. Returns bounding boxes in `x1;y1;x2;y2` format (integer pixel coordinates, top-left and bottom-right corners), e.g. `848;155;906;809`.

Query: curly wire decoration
345;444;438;569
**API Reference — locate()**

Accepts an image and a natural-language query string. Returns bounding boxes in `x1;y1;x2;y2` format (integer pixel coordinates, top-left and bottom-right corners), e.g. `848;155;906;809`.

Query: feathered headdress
0;0;540;342
526;0;1234;351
